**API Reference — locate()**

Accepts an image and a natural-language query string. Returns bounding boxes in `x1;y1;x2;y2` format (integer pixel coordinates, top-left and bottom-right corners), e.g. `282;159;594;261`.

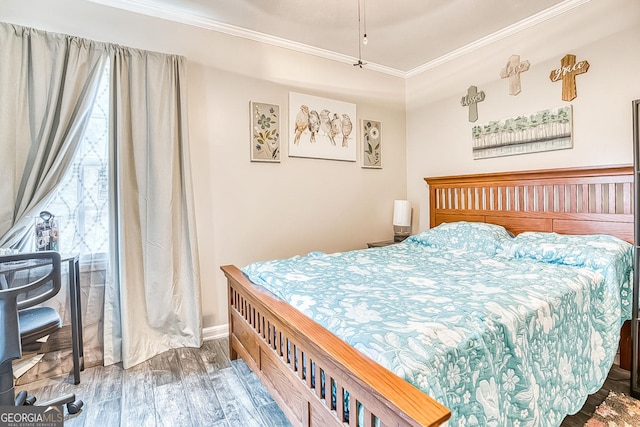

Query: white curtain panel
104;46;202;368
0;23;107;248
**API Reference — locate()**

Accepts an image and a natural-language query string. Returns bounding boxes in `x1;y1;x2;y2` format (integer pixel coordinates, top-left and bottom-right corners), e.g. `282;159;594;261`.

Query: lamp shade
392;200;412;227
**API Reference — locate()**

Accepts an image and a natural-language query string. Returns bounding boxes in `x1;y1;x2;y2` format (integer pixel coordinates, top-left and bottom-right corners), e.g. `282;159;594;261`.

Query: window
42;63;110;259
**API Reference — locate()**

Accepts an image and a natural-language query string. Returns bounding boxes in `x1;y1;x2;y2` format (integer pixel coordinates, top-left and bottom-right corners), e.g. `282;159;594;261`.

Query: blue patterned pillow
407;221;513;254
502;231;632;269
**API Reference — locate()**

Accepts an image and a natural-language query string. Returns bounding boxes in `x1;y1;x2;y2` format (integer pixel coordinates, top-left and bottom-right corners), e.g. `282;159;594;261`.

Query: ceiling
90;0;590;77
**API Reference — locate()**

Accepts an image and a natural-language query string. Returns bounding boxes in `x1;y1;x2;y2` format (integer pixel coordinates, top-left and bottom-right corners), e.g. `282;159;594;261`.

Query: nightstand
366;240;397;248
367;235;409;248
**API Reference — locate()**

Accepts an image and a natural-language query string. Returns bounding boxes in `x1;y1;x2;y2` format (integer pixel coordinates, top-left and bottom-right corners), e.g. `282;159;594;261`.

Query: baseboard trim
203;324;229;341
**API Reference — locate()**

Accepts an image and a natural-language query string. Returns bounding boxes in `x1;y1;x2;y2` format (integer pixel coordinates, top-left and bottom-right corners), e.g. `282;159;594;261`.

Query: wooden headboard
425;165;634;243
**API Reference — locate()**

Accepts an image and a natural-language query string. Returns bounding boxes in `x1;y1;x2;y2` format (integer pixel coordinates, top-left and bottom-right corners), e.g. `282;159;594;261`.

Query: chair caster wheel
67;400;83;415
15;391;27;406
24;395;36;405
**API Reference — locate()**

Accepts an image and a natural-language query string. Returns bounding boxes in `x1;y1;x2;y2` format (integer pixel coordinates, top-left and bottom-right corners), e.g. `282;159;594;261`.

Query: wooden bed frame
221;165;634;427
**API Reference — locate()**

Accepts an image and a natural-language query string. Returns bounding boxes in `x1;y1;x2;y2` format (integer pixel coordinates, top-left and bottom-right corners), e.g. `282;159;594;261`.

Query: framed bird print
250;101;280;162
361;119;382;168
288;92;357;161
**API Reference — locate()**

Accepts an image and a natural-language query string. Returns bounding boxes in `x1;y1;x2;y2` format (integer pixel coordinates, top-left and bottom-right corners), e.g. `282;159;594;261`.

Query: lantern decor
35;211;59;251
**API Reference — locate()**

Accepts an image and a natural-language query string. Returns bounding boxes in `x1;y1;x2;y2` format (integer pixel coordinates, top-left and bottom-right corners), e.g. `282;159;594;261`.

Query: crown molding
87;0;406;77
88;0;590;79
404;0;592;78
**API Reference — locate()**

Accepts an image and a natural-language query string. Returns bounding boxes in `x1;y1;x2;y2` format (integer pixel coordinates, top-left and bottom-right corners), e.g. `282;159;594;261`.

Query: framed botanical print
250;101;280;162
361;119;382;168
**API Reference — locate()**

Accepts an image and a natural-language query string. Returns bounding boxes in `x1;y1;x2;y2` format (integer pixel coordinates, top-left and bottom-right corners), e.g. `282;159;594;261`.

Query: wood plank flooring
14;337;635;427
16;338;290;427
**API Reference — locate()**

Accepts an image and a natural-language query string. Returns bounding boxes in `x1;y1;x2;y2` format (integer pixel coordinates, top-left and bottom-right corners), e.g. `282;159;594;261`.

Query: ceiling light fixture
362;0;368;45
354;0;368;68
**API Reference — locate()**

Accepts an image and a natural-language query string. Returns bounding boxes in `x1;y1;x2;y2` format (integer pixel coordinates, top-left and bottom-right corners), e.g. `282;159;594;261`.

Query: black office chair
0;251;83;414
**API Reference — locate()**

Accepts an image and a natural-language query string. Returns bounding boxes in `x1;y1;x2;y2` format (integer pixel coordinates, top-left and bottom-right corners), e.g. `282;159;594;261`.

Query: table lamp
393;200;412;242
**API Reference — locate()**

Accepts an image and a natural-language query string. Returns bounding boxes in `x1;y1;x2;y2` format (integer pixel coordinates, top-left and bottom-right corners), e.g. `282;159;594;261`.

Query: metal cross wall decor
549;54;590;101
461;85;485;122
500;54;530;96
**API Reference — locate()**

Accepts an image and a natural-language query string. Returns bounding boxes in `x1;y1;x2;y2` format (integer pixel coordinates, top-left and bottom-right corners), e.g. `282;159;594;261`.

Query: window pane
43;63;110;257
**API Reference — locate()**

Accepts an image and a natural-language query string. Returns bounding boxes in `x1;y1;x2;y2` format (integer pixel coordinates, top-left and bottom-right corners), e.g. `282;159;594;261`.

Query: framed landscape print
288;92;357;162
362;119;382;168
250;101;280;162
471;105;572;159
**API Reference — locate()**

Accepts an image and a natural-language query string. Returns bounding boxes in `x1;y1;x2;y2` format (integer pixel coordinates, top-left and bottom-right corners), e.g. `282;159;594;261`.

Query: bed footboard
221;265;451;427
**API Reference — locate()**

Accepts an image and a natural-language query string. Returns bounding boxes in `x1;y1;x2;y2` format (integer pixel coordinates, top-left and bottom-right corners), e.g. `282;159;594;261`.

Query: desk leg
68;258;83;385
75;258;84;371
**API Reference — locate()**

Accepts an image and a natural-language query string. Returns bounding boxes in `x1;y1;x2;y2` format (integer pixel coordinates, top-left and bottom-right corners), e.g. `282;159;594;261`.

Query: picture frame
250;101;280;162
471;105;573;159
288;92;357;162
361;119;382;168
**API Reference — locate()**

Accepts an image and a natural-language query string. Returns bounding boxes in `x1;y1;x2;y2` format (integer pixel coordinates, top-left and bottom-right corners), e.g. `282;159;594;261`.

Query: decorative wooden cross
500;54;530;96
461;85;485;122
549;54;590;101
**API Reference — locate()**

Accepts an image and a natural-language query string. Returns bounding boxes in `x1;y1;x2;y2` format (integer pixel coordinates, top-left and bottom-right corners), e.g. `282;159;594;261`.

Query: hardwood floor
14;337;634;427
16;338;290;427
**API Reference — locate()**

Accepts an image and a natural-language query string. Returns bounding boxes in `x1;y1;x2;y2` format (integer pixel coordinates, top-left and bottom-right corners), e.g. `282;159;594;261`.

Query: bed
221;165;634;427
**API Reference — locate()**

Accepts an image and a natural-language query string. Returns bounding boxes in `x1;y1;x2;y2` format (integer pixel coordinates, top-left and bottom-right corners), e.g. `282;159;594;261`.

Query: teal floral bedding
242;223;633;427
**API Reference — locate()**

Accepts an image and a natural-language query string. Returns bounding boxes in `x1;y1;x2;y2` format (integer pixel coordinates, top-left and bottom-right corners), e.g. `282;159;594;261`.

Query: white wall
406;0;640;232
4;0;639;331
1;0;407;329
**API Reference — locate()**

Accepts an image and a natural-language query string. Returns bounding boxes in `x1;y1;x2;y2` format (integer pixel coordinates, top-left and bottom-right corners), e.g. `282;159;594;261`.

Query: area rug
585;391;640;426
